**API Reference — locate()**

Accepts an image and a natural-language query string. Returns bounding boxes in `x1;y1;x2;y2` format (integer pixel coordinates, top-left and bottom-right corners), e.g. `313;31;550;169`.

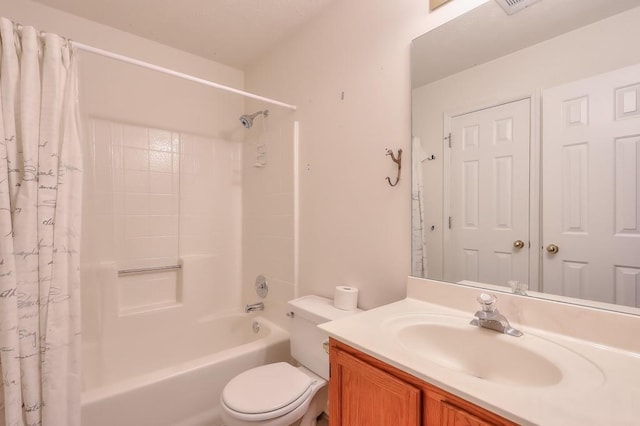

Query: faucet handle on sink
477;293;497;312
508;280;529;295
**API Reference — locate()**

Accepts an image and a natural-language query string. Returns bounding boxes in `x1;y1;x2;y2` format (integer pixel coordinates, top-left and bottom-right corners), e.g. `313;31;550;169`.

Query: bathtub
81;314;290;426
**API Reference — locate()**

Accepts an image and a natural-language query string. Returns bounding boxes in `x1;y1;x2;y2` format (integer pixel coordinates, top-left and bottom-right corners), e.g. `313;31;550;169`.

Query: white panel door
445;98;530;287
542;64;640;307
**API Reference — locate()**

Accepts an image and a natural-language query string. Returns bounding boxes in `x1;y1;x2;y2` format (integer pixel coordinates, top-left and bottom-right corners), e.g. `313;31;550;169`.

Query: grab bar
117;264;182;276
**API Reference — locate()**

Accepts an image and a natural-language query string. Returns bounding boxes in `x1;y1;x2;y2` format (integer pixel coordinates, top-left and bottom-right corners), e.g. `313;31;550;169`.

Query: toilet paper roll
334;286;359;311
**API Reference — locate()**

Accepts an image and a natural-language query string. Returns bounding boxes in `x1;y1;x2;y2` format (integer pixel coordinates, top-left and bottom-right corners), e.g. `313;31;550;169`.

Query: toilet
220;295;359;426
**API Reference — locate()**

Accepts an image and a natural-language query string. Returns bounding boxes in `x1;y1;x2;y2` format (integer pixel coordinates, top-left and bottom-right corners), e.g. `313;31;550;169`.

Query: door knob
513;240;525;249
546;244;559;254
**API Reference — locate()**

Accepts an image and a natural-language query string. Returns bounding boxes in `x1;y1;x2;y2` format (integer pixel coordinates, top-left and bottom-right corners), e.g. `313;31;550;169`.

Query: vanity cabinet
329;339;517;426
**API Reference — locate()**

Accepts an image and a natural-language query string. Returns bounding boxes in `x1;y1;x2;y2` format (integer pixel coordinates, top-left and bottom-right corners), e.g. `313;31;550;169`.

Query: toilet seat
221;362;316;421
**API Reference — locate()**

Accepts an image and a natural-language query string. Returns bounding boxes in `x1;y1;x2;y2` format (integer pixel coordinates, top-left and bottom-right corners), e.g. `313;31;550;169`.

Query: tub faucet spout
245;302;264;313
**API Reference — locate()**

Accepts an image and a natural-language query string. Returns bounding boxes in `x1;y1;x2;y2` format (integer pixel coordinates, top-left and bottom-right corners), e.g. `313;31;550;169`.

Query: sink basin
382;314;603;388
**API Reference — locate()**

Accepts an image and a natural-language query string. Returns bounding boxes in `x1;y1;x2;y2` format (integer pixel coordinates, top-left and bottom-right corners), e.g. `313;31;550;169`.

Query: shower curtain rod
71;41;298;111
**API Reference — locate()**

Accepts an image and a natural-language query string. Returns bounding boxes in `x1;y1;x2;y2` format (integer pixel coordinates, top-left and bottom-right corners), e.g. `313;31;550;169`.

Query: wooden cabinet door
329;339;517;426
330;345;421;426
441;402;494;426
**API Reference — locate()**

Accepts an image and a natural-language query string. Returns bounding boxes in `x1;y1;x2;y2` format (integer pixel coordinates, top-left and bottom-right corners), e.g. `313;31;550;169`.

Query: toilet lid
221;363;315;416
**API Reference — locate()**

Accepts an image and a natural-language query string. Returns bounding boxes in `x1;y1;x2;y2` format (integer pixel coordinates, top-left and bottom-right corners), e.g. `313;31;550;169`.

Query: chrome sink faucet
245;302;264;313
470;293;523;337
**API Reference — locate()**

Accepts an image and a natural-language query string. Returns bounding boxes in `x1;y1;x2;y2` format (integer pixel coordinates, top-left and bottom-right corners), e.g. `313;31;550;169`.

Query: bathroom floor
317;414;329;426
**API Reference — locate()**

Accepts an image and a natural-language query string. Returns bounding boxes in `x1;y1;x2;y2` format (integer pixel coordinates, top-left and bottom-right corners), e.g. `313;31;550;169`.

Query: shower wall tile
89;120;181;314
148;128;173;152
149;194;179;215
88;117;241;330
123;170;149;193
92;192;113;215
242;113;296;330
149;151;174;173
179;194;206;214
92;120;112;170
112;168;124;192
94;169;112;192
123;216;150;238
149;172;175;194
122;236;179;261
181;155;201;175
123;147;149;171
179;133;241;258
123;193;149;215
181;136;197;156
147;216;179;237
180;215;211;236
122;125;148;149
118;124;180;268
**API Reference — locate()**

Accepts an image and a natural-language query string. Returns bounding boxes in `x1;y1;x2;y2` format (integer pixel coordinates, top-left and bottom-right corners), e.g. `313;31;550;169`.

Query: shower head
239;109;269;129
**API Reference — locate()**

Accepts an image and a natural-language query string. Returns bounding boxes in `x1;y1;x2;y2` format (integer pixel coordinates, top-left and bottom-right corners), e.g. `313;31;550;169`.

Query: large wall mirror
411;0;640;314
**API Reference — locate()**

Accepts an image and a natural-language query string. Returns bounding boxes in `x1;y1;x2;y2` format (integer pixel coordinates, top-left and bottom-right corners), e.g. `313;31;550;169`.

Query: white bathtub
81;314;290;426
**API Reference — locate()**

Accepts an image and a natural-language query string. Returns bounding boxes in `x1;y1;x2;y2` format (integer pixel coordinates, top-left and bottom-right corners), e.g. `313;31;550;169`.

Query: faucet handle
477;293;497;312
508;280;528;295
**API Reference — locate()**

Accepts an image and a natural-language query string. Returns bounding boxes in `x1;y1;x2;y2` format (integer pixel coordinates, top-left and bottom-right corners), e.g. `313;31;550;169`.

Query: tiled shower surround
108;123;181;313
83;118;242;347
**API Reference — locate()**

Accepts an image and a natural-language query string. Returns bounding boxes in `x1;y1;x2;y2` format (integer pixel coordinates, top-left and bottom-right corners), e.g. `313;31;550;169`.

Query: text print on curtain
0;17;82;426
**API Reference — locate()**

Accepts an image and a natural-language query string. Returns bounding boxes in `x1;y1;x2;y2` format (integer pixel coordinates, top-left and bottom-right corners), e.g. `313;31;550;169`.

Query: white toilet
220;295;359;426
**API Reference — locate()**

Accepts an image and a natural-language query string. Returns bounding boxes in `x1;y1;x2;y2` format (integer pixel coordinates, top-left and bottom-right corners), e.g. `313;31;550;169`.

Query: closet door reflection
542;64;640;307
444;98;531;287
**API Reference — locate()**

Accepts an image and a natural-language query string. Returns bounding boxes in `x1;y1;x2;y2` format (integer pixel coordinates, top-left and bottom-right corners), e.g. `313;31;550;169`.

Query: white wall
244;0;488;311
1;0;245;346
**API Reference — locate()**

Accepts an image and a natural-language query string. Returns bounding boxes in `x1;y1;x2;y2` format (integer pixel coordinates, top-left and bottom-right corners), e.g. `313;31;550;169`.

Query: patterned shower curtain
0;17;82;426
411;136;427;278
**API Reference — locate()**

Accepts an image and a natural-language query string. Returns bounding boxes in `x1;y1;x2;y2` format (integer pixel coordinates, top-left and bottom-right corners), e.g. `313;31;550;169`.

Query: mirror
411;0;640;314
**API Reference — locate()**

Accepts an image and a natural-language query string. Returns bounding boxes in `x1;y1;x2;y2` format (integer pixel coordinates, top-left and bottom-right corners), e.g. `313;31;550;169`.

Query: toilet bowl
220;363;327;426
220;295;360;426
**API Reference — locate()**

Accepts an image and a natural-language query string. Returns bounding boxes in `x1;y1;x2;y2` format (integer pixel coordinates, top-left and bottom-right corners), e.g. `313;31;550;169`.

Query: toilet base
294;383;327;426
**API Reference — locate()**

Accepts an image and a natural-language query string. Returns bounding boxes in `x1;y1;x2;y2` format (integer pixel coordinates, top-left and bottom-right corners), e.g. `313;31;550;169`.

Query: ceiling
411;0;640;88
33;0;336;69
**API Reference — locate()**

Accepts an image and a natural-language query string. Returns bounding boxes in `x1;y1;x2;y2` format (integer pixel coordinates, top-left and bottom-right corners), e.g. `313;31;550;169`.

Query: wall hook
385;148;402;187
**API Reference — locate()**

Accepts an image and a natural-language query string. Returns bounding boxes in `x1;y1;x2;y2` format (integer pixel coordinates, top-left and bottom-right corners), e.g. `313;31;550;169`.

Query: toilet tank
287;295;361;380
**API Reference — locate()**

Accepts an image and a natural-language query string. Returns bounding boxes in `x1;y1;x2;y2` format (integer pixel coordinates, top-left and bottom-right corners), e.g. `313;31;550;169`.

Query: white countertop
319;297;640;426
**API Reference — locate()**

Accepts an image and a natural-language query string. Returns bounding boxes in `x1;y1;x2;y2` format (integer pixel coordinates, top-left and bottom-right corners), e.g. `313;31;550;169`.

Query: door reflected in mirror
411;0;640;313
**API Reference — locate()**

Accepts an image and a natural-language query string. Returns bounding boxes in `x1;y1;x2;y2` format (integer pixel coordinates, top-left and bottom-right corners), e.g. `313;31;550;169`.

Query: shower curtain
0;18;82;426
411;136;427;277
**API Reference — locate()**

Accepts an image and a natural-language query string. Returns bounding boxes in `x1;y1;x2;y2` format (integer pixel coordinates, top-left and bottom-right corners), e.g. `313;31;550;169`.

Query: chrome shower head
239;109;269;129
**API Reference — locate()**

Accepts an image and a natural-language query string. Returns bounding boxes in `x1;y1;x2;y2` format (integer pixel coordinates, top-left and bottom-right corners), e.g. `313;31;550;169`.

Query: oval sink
383;314;603;388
